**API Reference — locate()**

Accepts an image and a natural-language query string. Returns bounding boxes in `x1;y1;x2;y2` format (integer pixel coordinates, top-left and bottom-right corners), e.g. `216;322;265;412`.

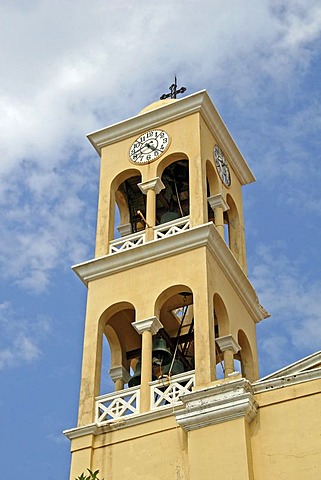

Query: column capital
208;193;229;212
216;334;241;354
117;223;132;237
132;316;163;335
138;177;165;195
109;365;130;384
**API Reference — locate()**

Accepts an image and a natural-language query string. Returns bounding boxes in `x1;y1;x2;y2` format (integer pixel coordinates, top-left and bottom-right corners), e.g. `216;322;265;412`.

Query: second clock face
129;129;170;164
214;145;231;187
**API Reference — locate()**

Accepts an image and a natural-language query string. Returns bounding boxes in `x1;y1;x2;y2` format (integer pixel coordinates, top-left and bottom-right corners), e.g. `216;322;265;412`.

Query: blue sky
1;1;321;477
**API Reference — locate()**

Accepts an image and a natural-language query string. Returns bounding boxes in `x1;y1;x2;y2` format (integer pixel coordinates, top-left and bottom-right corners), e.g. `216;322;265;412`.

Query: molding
175;378;258;432
208;193;229;212
216;334;241;354
72;223;269;323
255;349;321;381
109;365;131;384
64;423;98;440
132;316;163;335
138;177;165;195
253;367;321;394
64;405;183;440
86;90;255;186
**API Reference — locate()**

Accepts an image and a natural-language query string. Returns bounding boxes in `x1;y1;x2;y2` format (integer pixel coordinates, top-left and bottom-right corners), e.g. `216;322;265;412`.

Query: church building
64;85;321;479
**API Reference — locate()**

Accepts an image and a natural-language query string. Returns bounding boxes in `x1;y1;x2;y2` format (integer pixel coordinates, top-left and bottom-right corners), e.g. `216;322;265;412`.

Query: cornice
253;367;321;394
72;223;268;323
175;378;258;431
64;406;182;440
87;90;255;186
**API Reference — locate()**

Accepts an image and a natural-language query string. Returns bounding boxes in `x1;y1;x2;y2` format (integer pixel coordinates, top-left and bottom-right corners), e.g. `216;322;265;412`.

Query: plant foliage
75;469;101;480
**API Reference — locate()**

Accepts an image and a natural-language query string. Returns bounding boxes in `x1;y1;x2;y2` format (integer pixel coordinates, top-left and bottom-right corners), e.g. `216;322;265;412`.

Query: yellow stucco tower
65;90;321;479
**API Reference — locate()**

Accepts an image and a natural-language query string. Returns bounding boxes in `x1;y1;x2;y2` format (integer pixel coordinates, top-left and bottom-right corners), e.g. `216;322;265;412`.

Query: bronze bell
152;337;172;366
128;361;142;388
161;359;185;377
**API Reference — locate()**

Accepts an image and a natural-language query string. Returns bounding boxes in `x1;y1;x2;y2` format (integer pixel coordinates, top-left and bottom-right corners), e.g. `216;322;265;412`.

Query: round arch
213;293;230;337
237;329;255;382
155;154;190;224
110;168;145;237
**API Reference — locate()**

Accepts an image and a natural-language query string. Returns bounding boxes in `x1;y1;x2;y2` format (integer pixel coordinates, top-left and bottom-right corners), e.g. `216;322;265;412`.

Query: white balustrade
95;386;140;423
154;216;190;240
150;371;195;410
109;231;145;254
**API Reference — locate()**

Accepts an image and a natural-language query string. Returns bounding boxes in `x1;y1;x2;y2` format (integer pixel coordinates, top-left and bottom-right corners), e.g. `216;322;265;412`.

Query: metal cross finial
160;76;186;100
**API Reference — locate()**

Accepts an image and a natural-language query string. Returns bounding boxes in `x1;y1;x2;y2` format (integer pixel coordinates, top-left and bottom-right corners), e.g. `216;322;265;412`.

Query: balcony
95;370;195;425
109;216;190;255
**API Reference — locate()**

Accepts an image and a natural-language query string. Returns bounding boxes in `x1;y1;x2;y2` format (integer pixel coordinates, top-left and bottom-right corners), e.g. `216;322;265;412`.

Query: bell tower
65;90;268;480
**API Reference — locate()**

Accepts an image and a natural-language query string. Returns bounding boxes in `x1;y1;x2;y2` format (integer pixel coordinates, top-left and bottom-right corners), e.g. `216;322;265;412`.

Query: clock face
129;129;170;164
214;145;231;187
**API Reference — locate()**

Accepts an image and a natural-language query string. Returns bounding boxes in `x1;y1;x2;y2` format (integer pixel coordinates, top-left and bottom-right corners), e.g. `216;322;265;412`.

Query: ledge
72;222;268;323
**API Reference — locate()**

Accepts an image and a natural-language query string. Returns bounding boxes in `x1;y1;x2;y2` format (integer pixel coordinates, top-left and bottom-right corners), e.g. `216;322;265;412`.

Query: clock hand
145;142;156;151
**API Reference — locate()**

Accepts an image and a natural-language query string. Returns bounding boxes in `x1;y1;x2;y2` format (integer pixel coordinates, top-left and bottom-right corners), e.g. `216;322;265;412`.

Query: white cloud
0;1;320;294
250;244;321;373
0;302;51;369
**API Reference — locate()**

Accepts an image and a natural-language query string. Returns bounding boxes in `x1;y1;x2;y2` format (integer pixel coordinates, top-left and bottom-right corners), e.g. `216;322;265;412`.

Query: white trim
72;223;269;323
86;90;255;186
109;365;131;384
253;368;321;393
138;177;165;194
175;378;258;431
132;316;163;335
64;405;184;440
208;193;230;212
254;349;321;382
117;223;132;237
216;334;241;354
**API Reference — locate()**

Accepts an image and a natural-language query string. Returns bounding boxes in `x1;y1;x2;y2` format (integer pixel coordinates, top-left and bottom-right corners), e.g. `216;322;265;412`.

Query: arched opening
213;293;230;338
224;194;242;263
156;158;189;225
206;160;220;223
237;329;255;382
154;285;194;377
111;170;146;238
99;302;138;391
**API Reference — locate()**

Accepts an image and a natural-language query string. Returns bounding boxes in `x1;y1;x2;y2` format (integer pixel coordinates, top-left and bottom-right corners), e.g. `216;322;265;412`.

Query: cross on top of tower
160;76;186;100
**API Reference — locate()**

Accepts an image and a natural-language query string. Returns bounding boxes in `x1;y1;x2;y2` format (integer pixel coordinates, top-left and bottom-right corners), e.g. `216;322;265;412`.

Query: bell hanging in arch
152;337;172;366
128;361;142;388
161;359;185;377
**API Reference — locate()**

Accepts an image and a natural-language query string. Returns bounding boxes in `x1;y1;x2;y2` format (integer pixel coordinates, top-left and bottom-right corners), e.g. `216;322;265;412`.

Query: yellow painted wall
70;379;321;479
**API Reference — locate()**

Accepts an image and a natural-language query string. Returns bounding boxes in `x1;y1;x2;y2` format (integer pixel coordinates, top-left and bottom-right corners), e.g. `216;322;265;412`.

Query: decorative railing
150;371;195;410
95;371;195;424
109;216;190;255
95;386;140;423
109;231;146;254
153;216;190;240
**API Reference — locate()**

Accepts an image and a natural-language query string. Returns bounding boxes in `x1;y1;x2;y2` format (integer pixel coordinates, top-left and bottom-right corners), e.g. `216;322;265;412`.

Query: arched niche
224;193;242;263
156;153;190;225
110;169;145;238
206;160;220;223
154;284;194;373
213;293;230;338
99;302;139;390
237;329;255;382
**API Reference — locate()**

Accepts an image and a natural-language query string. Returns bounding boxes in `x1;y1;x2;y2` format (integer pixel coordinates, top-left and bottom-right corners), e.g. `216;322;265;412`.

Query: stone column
138;177;165;241
109;365;130;391
132;316;163;412
207;193;229;240
216;334;241;378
